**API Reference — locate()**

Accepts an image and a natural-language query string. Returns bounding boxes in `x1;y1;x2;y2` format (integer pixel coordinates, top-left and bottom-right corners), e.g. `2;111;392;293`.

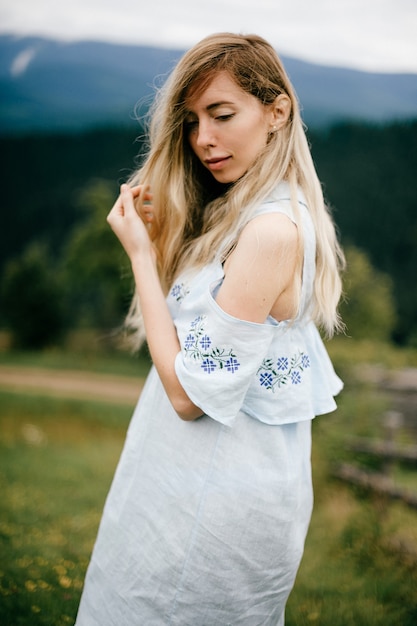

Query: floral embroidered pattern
183;316;240;375
257;351;310;391
170;282;190;303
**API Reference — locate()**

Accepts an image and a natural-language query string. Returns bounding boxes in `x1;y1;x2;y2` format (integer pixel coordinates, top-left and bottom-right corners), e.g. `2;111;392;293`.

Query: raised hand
107;184;155;263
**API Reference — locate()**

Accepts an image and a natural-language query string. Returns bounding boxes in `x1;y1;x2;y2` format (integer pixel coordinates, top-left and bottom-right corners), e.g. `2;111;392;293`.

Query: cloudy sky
1;0;416;73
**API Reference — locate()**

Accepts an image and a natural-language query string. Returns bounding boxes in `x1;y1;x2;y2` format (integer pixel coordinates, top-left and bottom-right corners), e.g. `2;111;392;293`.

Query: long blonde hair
126;33;344;346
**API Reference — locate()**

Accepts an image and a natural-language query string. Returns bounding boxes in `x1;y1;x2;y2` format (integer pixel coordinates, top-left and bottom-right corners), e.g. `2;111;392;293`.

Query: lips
205;156;231;171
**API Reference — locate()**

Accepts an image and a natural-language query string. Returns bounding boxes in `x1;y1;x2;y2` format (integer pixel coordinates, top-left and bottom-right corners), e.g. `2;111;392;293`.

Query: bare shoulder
219;212;300;322
236;212;298;257
223;212;299;279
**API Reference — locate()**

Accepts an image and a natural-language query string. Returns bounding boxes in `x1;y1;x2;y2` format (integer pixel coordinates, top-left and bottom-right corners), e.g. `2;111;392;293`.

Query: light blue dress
76;182;343;625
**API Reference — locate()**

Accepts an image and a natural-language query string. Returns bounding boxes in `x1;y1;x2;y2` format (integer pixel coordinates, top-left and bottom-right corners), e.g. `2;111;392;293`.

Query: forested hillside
1;120;416;344
1;35;416;133
309;121;417;343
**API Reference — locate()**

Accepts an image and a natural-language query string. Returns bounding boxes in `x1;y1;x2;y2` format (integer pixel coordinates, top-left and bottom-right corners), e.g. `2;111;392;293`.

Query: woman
76;33;344;625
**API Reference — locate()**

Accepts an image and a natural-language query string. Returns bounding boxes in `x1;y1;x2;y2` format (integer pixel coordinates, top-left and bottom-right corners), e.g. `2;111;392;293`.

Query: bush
1;243;66;348
63;179;133;330
340;246;396;341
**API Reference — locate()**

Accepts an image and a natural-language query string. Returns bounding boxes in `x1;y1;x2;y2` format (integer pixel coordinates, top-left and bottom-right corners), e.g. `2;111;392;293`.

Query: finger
142;208;154;223
130;185;152;203
108;185;136;225
122;185;154;224
120;184;137;215
130;185;142;197
107;193;125;221
134;189;153;218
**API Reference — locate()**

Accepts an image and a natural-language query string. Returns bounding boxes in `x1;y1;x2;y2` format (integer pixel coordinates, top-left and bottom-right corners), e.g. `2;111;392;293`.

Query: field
1;338;417;625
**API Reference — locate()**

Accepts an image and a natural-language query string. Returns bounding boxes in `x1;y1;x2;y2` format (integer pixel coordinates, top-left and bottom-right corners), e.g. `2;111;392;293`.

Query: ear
269;94;291;131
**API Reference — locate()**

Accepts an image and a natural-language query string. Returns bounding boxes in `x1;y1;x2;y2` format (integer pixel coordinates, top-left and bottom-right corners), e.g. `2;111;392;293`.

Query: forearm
106;184;201;420
131;253;203;420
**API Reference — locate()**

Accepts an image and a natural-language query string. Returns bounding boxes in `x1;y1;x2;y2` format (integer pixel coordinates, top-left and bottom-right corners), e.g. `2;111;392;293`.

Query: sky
1;0;417;74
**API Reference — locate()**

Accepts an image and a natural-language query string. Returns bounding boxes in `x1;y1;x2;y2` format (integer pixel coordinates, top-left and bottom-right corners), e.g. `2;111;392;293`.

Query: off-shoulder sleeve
174;282;276;427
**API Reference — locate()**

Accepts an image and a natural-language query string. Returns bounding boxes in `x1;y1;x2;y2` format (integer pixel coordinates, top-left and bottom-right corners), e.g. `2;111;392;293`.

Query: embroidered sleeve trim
257;352;310;391
183;316;240;375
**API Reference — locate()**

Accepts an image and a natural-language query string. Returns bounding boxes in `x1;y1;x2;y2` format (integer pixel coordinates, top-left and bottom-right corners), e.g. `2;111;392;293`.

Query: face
185;72;276;184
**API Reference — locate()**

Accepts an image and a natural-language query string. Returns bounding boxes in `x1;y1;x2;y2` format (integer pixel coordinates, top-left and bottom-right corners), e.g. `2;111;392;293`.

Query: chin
212;172;239;185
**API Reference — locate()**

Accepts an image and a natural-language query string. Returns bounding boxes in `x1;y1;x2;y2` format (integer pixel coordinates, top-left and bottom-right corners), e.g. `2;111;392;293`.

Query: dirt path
0;365;144;406
1;363;416;408
358;364;417;391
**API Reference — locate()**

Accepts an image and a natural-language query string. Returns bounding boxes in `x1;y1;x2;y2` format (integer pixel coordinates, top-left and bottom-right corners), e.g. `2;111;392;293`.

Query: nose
195;119;216;148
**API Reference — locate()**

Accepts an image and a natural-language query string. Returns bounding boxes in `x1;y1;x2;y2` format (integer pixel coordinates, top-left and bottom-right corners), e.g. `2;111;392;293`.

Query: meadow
1;338;417;625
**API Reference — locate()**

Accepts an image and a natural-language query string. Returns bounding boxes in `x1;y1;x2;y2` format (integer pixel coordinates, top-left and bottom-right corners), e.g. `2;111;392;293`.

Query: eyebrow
186;101;235;116
206;101;234;111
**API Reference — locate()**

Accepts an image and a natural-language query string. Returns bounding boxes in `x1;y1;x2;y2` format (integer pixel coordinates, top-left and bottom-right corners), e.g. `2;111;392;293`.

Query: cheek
242;129;268;160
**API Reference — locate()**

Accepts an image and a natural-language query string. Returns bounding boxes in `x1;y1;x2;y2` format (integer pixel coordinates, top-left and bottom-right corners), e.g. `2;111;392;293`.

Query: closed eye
216;114;234;121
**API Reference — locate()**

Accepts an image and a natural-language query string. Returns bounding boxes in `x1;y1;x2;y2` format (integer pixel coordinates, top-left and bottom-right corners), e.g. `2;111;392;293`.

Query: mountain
1;35;416;134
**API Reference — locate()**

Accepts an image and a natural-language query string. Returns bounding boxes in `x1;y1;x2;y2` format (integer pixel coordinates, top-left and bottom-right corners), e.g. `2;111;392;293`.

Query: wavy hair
126;33;344;347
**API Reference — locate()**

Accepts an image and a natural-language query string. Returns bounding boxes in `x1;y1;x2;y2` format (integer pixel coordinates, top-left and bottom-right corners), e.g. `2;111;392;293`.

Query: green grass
286;389;417;626
327;336;417;370
0;392;131;625
1;339;417;625
0;329;152;377
286;348;417;625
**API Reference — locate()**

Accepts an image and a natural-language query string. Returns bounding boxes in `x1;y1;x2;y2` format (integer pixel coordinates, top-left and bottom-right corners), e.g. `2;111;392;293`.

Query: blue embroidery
199;335;211;350
301;354;311;368
257;351;310;391
259;372;274;388
201;358;216;374
291;370;302;385
170;282;190;303
184;316;240;374
184;334;195;350
191;315;204;328
225;357;240;373
276;357;289;371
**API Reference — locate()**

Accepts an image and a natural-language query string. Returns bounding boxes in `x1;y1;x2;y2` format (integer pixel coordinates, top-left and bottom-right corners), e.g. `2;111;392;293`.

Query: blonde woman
76;33;344;625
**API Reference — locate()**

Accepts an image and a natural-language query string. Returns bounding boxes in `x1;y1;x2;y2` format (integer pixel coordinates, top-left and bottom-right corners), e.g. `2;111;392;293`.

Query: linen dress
75;182;343;626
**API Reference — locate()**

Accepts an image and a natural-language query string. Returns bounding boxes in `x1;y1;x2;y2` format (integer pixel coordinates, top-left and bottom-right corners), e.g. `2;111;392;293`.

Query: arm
107;185;202;420
108;187;298;421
